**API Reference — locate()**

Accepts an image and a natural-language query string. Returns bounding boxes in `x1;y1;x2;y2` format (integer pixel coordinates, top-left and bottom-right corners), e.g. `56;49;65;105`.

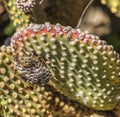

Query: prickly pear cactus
0;45;119;117
0;46;85;116
3;0;34;30
0;46;118;117
101;0;120;17
11;23;120;110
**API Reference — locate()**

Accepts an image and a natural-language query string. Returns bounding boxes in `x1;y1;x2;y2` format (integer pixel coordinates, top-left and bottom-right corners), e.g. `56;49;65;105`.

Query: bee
14;52;52;86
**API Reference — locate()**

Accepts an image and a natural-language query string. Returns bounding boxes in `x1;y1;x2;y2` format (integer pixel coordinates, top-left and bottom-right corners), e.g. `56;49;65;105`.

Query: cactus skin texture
3;0;34;30
11;22;120;111
0;46;118;117
0;46;119;117
101;0;120;17
0;46;87;117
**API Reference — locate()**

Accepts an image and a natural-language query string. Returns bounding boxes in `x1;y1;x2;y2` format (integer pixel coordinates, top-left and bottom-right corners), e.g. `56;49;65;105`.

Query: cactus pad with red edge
11;22;120;110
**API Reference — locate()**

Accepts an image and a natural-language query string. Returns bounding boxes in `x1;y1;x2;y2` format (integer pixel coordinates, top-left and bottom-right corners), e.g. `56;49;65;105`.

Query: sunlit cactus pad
3;0;33;30
0;46;118;117
0;46;87;117
11;23;120;110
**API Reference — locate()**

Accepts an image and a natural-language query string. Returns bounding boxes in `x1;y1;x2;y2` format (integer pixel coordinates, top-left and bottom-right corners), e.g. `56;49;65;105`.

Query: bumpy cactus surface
1;0;120;116
11;23;120;110
1;45;120;117
0;46;86;117
101;0;120;17
1;46;118;117
3;0;34;30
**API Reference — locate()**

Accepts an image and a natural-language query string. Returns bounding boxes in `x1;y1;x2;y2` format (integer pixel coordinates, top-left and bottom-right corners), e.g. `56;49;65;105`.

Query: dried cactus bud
0;46;83;116
11;22;120;110
16;0;36;12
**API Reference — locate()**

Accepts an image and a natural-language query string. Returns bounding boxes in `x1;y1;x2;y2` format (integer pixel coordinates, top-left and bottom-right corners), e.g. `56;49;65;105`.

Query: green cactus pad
11;23;120;110
0;46;88;117
0;46;118;117
3;0;34;30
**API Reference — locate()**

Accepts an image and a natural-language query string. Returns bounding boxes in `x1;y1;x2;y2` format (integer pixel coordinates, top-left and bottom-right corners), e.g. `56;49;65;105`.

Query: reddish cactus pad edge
11;23;120;110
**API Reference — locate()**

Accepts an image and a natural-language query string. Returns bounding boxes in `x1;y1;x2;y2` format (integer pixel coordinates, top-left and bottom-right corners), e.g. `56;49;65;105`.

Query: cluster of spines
17;0;36;12
3;0;34;30
11;22;120;110
0;46;83;116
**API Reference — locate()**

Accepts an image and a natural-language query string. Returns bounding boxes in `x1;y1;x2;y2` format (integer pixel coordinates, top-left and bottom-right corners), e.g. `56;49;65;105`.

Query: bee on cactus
11;22;120;111
14;52;52;85
1;0;120;116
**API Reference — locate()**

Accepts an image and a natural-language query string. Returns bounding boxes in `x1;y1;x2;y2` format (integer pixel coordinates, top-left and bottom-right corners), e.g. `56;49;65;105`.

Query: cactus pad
0;46;87;116
11;23;120;110
3;0;34;30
